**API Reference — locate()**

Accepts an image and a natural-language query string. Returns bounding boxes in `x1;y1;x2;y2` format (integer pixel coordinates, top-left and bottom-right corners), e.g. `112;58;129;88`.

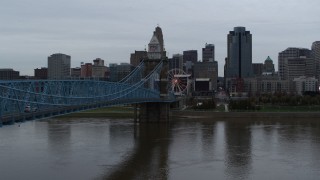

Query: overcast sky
1;0;319;76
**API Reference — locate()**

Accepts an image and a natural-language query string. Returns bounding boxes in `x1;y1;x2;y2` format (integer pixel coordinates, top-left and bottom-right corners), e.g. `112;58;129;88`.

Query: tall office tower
278;48;311;80
130;51;147;67
202;43;215;62
148;32;162;60
225;26;253;78
311;41;320;80
169;54;183;70
47;53;71;79
154;26;164;52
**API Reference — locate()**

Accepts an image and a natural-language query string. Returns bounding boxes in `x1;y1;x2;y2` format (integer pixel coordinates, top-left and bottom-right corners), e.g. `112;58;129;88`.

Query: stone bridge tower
136;26;171;123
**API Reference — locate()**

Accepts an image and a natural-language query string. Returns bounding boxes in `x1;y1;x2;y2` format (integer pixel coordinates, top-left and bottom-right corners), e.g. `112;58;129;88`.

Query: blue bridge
0;60;175;126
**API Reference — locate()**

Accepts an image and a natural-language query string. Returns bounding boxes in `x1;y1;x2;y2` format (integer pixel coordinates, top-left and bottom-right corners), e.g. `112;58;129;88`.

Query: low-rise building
0;69;20;80
293;76;319;95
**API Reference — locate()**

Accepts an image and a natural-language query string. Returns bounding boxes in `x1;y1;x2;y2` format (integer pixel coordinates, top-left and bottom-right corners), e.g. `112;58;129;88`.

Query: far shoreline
60;109;320;120
171;110;320;119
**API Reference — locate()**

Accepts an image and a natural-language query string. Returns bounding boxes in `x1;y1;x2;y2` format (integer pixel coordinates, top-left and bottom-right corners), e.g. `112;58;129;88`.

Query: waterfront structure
311;41;320;80
278;48;311;80
0;69;20;80
202;43;215;62
225;26;253;78
293;76;318;95
263;56;275;74
169;54;183;70
252;63;263;77
47;53;71;79
34;67;48;79
193;61;218;91
130;51;147;67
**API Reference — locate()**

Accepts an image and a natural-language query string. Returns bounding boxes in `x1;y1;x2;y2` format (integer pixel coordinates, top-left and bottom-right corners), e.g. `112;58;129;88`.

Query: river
0;117;320;180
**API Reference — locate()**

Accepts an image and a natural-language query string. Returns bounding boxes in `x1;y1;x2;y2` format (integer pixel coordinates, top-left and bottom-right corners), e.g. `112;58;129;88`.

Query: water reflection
2;118;320;180
224;120;252;179
201;122;216;160
103;123;171;180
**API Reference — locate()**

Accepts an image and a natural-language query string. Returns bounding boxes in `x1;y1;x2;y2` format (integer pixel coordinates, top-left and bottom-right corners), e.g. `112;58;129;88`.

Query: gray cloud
1;0;319;76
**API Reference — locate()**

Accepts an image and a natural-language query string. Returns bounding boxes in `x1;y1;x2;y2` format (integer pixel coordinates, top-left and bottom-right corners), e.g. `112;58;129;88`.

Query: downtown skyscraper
47;53;71;79
225;26;253;78
312;41;320;80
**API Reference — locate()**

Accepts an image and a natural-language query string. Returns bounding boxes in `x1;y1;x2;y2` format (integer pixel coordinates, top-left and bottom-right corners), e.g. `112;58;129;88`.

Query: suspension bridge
0;60;175;126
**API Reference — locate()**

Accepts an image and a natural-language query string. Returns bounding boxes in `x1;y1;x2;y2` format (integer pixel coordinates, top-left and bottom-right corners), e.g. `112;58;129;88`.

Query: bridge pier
138;102;170;123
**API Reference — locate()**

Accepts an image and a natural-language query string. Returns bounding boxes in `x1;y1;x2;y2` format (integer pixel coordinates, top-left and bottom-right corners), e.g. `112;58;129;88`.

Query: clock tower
147;34;161;59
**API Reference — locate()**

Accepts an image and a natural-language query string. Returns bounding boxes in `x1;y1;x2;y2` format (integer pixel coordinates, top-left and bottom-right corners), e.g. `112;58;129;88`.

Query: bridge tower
137;26;171;123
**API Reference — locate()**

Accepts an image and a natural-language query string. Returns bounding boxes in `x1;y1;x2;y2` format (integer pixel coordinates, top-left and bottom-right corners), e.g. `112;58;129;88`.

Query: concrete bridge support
138;102;170;123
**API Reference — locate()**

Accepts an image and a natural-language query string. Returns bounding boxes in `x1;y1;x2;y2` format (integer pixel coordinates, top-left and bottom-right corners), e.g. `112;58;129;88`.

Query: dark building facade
183;50;197;74
193;61;218;91
202;43;215;62
225;26;253;78
130;50;147;67
252;63;263;77
169;54;183;70
0;69;20;80
278;47;311;80
312;41;320;80
34;67;48;79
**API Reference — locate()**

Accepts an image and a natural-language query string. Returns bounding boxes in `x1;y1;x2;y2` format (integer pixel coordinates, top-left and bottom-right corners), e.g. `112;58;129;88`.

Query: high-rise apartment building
47;53;71;79
225;26;253;78
278;48;311;80
202;43;215;62
311;41;320;80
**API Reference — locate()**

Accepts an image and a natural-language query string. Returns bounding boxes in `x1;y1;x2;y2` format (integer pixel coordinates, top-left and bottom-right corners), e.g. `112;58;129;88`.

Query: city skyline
1;0;319;76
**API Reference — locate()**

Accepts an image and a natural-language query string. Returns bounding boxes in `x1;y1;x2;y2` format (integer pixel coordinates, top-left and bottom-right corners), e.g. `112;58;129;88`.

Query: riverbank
59;106;134;118
171;110;320;119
